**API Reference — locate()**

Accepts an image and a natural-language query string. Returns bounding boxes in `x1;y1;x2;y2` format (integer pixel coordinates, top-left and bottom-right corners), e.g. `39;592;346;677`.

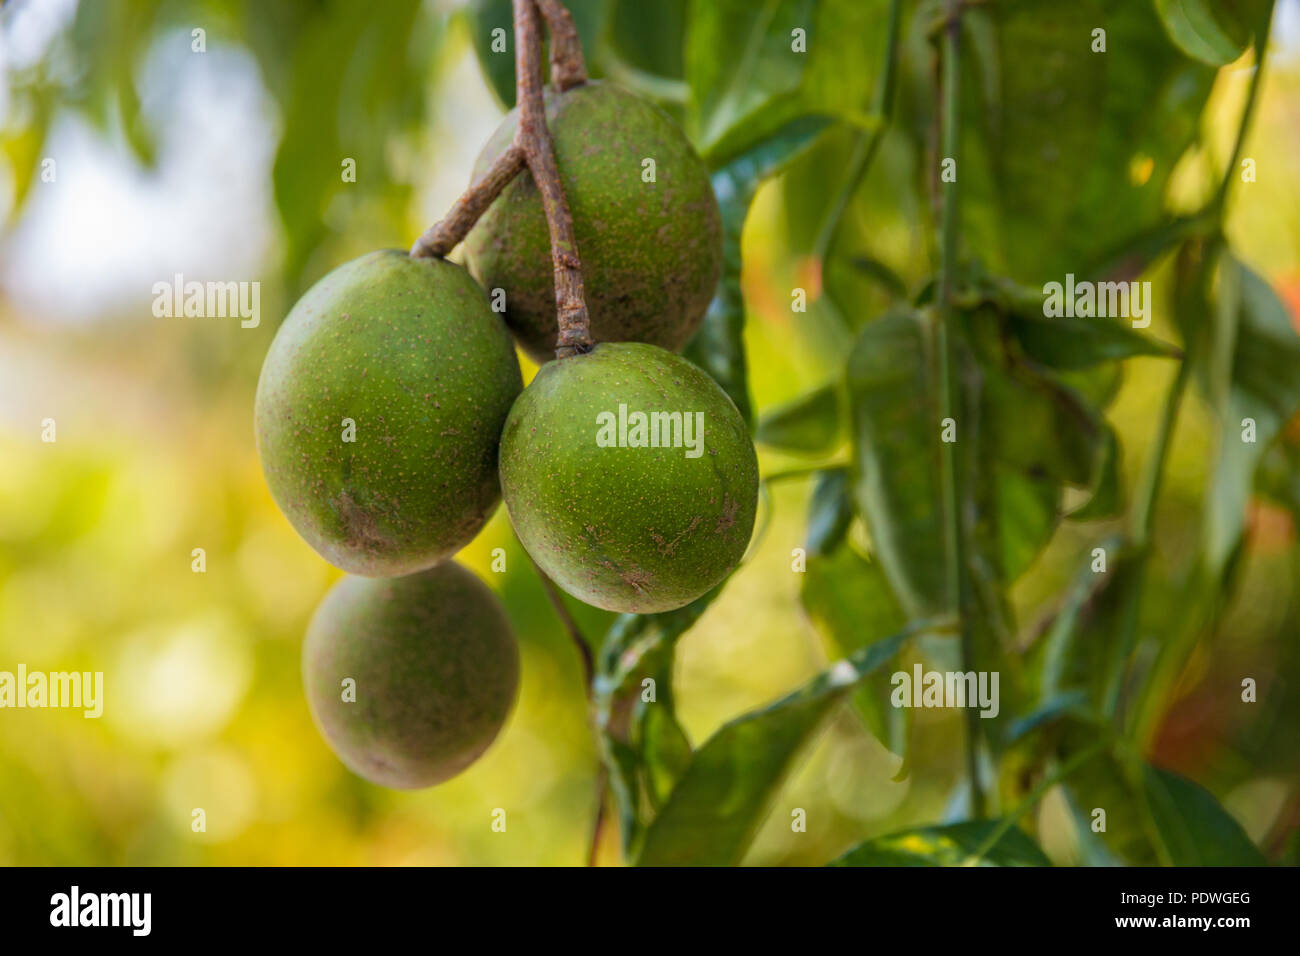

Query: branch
934;0;985;819
410;146;526;258
513;0;591;357
534;0;588;91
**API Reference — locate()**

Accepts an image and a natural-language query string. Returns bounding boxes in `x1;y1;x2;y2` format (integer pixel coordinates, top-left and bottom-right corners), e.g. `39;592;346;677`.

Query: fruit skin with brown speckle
499;342;758;613
302;562;519;790
255;250;522;576
464;82;722;365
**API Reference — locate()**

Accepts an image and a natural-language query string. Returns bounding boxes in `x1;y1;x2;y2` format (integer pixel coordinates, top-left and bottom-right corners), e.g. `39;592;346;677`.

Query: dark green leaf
686;0;884;167
805;468;853;556
636;629;911;866
845;308;949;617
1143;765;1266;865
755;383;843;454
1008;314;1179;370
831;819;1051;867
800;544;908;755
465;0;609;109
951;0;1216;287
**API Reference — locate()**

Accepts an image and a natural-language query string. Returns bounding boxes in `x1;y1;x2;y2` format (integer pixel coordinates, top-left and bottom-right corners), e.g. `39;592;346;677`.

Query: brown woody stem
410;145;526;258
513;0;591;357
535;0;589;91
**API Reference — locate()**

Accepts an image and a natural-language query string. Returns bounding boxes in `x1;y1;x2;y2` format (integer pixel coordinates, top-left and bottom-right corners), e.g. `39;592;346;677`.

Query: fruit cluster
254;9;758;790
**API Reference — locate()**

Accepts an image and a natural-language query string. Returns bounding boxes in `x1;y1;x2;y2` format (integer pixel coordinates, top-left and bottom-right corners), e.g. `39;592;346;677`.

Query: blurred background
1;0;1298;866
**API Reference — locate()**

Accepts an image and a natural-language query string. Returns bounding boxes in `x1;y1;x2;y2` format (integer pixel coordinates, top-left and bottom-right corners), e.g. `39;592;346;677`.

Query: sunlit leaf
831;819;1051;867
636;628;911;865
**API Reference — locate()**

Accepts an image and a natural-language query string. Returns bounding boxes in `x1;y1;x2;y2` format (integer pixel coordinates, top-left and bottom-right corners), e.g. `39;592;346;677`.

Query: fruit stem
534;0;588;91
511;0;592;357
409;146;527;258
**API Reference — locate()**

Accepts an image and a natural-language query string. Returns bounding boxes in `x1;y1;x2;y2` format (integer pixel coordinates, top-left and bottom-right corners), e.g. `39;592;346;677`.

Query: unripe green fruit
464;82;722;365
500;342;758;613
255;250;522;576
302;562;519;790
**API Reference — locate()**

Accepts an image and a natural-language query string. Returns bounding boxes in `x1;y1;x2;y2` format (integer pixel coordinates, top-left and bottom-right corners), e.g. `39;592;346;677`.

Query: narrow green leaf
636;629;911;866
800;545;908;755
805;468;853;556
755;382;843;454
831;820;1051;867
1155;0;1259;66
845;309;949;617
1204;258;1300;576
1008;314;1179;370
1143;765;1266;865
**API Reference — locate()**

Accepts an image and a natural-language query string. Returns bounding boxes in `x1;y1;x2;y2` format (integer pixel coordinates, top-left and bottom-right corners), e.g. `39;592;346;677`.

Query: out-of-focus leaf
755;382;843;454
1067;425;1124;521
1154;0;1263;66
465;0;609;109
684;116;832;424
686;0;884;167
800;544;908;756
595;583;725;855
951;0;1216;287
1143;765;1266;865
636;629;911;866
830;820;1051;867
637;650;692;809
1203;258;1300;576
845;308;949;618
605;0;686;79
805;468;852;556
1007;314;1179;370
270;0;428;290
1032;535;1137;711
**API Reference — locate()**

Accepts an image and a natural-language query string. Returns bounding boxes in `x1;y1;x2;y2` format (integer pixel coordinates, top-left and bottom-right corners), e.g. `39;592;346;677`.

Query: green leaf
1143;765;1266;865
686;0;884;167
1155;0;1261;66
636;628;911;866
755;383;843;454
1067;424;1124;521
465;0;609;109
800;544;908;755
684;116;832;424
831;820;1052;867
951;0;1216;287
605;0;686;80
1007;314;1179;370
805;468;853;556
845;309;949;618
638;654;693;809
1204;258;1300;576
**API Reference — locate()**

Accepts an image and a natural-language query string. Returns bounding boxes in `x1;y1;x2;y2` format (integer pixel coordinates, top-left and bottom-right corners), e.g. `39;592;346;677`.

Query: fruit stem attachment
410;146;527;258
513;0;592;358
534;0;588;91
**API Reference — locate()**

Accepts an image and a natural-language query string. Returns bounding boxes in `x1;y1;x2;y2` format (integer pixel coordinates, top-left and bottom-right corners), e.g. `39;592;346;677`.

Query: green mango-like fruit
302;562;519;790
464;81;722;365
500;342;758;613
255;250;522;576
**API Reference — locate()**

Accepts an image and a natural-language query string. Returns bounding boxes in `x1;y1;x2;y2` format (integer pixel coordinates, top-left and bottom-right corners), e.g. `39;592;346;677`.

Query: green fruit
464;81;722;365
302;562;520;790
500;342;758;613
255;250;522;576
